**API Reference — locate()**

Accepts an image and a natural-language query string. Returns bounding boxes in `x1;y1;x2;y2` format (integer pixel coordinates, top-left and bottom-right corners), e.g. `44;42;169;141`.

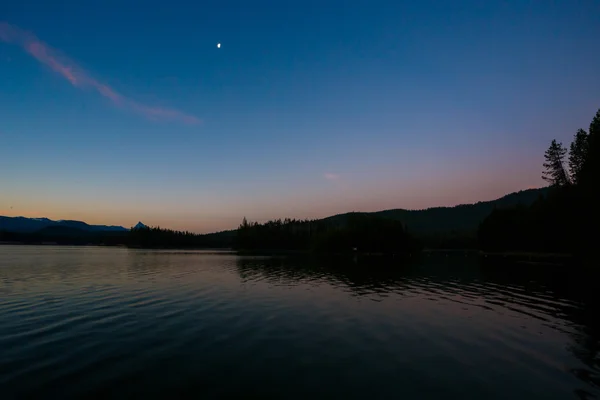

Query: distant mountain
0;216;128;234
134;222;148;229
321;187;550;236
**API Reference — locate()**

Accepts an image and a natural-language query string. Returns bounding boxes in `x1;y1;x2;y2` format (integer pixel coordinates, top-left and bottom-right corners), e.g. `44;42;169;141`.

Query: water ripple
0;246;598;399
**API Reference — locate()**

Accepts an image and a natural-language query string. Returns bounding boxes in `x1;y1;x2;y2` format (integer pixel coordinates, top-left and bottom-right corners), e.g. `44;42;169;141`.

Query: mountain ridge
320;187;549;235
0;216;128;234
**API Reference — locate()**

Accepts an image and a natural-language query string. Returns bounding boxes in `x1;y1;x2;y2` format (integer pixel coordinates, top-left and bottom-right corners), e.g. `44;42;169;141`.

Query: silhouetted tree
569;129;589;184
578;109;600;189
479;108;599;255
542;140;570;186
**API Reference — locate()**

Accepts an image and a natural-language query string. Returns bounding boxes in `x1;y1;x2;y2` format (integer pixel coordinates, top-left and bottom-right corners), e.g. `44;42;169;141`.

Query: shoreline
0;242;580;261
480;251;573;259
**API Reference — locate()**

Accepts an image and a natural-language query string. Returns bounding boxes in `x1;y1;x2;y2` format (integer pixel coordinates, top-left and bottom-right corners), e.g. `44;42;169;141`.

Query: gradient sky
1;0;599;232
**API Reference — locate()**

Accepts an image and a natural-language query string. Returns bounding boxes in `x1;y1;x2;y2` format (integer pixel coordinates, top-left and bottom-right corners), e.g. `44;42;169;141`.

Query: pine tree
542;140;570;186
590;108;600;136
578;108;600;188
568;129;589;184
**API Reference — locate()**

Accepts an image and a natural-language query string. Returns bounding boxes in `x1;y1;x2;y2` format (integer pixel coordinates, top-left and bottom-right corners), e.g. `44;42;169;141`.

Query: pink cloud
95;83;123;103
25;41;79;85
0;21;200;124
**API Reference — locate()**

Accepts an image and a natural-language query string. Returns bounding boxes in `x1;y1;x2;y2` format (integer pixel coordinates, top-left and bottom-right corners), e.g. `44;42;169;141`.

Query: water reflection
0;246;598;399
235;254;600;398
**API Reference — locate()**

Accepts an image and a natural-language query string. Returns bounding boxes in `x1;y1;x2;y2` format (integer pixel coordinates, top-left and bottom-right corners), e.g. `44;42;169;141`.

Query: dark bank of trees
0;226;128;246
127;226;201;248
1;217;419;253
235;213;421;254
128;226;234;248
478;109;599;255
0;225;235;248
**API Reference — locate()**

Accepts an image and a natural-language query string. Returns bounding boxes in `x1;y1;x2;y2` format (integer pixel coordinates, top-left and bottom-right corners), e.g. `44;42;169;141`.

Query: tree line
0;225;234;248
0;226;128;246
1;216;419;254
127;226;234;248
235;213;420;254
478;109;599;254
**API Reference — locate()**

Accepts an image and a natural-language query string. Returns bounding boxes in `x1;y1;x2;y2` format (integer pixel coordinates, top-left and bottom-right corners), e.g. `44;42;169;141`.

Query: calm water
1;246;598;399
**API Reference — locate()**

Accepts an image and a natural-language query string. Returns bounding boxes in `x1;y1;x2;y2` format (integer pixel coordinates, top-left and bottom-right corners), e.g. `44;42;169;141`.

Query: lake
1;246;598;399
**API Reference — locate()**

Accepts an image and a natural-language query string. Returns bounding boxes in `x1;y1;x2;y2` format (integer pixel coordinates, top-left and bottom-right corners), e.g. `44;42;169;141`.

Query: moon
217;43;221;48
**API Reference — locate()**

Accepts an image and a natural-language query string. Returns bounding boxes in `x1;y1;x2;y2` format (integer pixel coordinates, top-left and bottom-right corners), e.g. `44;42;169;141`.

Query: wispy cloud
0;22;200;124
323;172;340;180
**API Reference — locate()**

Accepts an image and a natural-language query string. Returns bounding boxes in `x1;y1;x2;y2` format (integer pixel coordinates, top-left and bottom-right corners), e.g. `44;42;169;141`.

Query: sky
1;0;599;233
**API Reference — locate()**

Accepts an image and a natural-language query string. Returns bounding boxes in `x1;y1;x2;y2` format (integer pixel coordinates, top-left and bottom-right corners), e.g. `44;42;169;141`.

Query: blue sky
1;0;599;232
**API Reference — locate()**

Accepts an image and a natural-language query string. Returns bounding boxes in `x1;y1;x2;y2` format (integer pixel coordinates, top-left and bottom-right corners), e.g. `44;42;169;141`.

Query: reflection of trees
481;258;600;394
235;255;417;296
235;254;600;396
557;295;599;397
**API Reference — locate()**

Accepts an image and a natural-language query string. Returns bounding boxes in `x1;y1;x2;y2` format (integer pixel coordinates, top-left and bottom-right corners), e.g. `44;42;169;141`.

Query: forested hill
1;188;550;250
321;187;549;236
